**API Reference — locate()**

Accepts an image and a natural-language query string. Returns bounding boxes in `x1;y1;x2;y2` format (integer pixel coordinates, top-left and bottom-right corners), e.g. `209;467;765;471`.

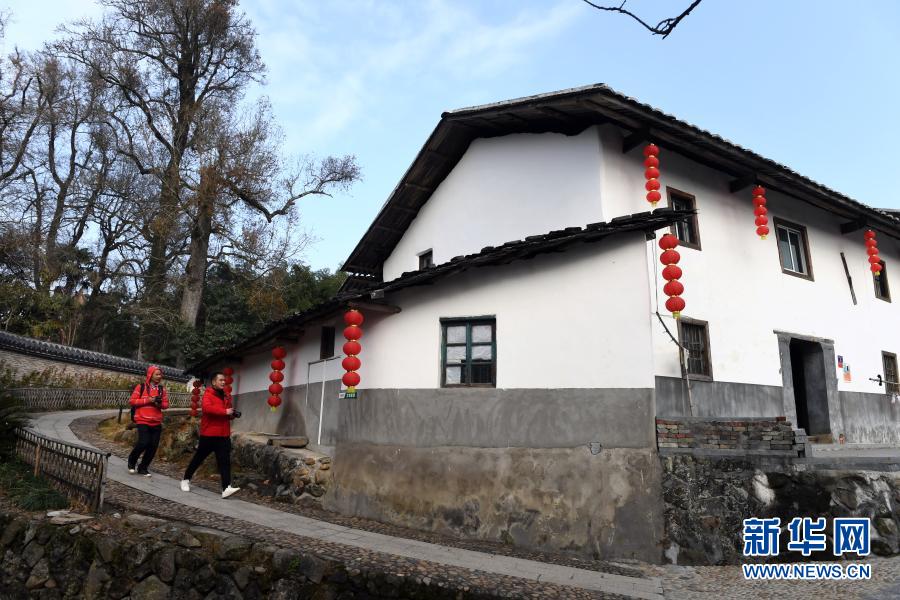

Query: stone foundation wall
232;433;332;503
325;443;665;563
656;417;806;455
661;453;900;565
0;510;478;599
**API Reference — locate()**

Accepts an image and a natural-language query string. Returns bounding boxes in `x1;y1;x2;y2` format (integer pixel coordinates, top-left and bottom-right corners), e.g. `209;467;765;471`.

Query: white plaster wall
364;233;654;389
219;315;345;395
595;124;900;395
382;128;605;281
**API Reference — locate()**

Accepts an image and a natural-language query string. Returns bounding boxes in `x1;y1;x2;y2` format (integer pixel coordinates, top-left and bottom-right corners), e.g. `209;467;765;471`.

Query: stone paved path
30;410;663;600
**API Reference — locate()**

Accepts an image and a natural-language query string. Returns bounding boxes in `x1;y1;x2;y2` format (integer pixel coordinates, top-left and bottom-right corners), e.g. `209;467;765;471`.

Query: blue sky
5;0;899;271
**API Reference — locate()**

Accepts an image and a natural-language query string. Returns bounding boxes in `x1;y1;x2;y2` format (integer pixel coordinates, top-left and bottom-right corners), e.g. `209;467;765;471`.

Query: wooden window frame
677;316;713;381
874;260;891;302
666;187;701;250
883;351;899;395
440;317;496;388
773;217;815;281
418;249;434;270
319;326;336;360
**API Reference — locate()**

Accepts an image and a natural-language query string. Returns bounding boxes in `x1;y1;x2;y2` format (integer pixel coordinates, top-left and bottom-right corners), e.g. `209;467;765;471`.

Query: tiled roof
343;83;900;279
0;330;189;381
187;208;691;372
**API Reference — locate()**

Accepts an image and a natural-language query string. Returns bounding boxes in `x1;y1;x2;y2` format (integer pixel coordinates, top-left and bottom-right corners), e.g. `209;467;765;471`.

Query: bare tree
57;0;266;348
581;0;703;38
178;100;359;326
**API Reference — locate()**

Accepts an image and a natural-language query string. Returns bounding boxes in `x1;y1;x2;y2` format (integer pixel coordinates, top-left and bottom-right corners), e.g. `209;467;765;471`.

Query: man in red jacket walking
180;372;241;498
128;365;169;476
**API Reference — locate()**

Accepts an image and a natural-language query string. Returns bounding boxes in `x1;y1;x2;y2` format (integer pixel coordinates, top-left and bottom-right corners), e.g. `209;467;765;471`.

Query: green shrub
0;460;68;511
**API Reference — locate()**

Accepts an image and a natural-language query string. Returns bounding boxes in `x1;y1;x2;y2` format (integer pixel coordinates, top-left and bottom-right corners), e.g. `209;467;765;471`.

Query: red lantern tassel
865;230;882;277
644;144;661;207
659;233;685;319
752;186;769;239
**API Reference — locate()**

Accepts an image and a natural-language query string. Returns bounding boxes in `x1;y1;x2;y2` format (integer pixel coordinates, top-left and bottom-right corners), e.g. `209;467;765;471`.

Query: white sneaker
222;486;241;499
180;480;190;492
128;468;136;474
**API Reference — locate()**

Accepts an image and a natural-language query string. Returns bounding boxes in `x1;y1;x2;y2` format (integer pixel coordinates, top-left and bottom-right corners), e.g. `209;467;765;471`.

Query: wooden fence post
33;439;42;477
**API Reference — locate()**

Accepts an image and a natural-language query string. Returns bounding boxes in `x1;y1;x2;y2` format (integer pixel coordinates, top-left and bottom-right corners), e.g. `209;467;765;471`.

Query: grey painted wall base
233;380;341;447
325;442;665;563
655;376;783;417
334;388;655;448
839;391;900;445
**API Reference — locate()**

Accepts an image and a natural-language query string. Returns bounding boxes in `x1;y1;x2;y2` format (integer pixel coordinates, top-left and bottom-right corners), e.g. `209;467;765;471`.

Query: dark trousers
128;425;162;471
184;436;231;490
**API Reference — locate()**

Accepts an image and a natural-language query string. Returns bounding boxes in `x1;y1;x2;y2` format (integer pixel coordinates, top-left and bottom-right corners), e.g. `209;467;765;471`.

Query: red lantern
643;143;661;207
342;371;360;388
752;186;768;239
223;385;232;395
192;379;201;389
271;359;286;371
659;233;685;319
268;383;283;395
344;309;364;327
664;280;685;296
224;376;233;386
662;264;682;280
665;296;686;313
659;233;679;250
222;367;234;376
272;346;287;360
342;356;361;372
343;340;361;356
267;395;281;411
269;371;284;383
343;325;362;340
865;230;883;276
660;249;681;265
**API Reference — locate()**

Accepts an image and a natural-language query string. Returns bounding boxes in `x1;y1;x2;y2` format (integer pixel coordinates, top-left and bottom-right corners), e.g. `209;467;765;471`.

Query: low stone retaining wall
661;453;900;565
232;433;332;503
0;509;479;599
656;417;806;455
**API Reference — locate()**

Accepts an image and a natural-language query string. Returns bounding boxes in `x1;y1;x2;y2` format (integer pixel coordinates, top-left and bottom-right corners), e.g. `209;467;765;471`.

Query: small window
874;261;891;302
418;250;434;270
678;318;712;379
320;326;335;359
883;352;899;395
667;188;700;250
774;218;814;280
441;318;496;387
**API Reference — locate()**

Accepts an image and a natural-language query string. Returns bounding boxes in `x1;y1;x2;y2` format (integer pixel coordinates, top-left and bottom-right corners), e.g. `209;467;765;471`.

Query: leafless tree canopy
581;0;704;38
0;1;360;363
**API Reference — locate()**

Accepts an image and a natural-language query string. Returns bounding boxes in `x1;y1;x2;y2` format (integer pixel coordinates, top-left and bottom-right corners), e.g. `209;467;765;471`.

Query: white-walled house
189;84;900;562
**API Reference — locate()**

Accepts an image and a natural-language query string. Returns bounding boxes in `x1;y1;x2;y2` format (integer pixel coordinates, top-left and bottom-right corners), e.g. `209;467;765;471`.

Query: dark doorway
788;339;831;437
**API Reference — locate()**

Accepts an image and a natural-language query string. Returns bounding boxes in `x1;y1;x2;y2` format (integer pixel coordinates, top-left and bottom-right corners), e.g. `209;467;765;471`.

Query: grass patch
0;459;69;511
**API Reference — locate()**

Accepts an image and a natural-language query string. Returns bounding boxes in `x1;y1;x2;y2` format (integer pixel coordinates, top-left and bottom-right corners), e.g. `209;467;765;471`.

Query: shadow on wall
234;381;341;442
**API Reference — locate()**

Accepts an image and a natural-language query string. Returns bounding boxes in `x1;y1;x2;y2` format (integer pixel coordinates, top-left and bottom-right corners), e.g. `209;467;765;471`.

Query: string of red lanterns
752;185;769;239
222;366;234;396
644;143;661;207
865;230;883;277
342;310;364;394
190;379;201;417
659;233;685;319
268;348;286;411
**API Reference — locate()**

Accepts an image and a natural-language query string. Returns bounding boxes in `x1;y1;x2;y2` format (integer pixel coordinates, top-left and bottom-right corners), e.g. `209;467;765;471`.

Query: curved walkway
30;410;663;600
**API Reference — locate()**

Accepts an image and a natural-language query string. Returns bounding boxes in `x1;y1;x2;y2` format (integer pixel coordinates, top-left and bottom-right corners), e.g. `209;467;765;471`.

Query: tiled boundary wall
656;417;807;455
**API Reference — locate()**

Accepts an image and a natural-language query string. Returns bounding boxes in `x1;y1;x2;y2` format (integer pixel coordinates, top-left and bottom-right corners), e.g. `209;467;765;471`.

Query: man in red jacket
127;365;169;476
180;371;241;498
